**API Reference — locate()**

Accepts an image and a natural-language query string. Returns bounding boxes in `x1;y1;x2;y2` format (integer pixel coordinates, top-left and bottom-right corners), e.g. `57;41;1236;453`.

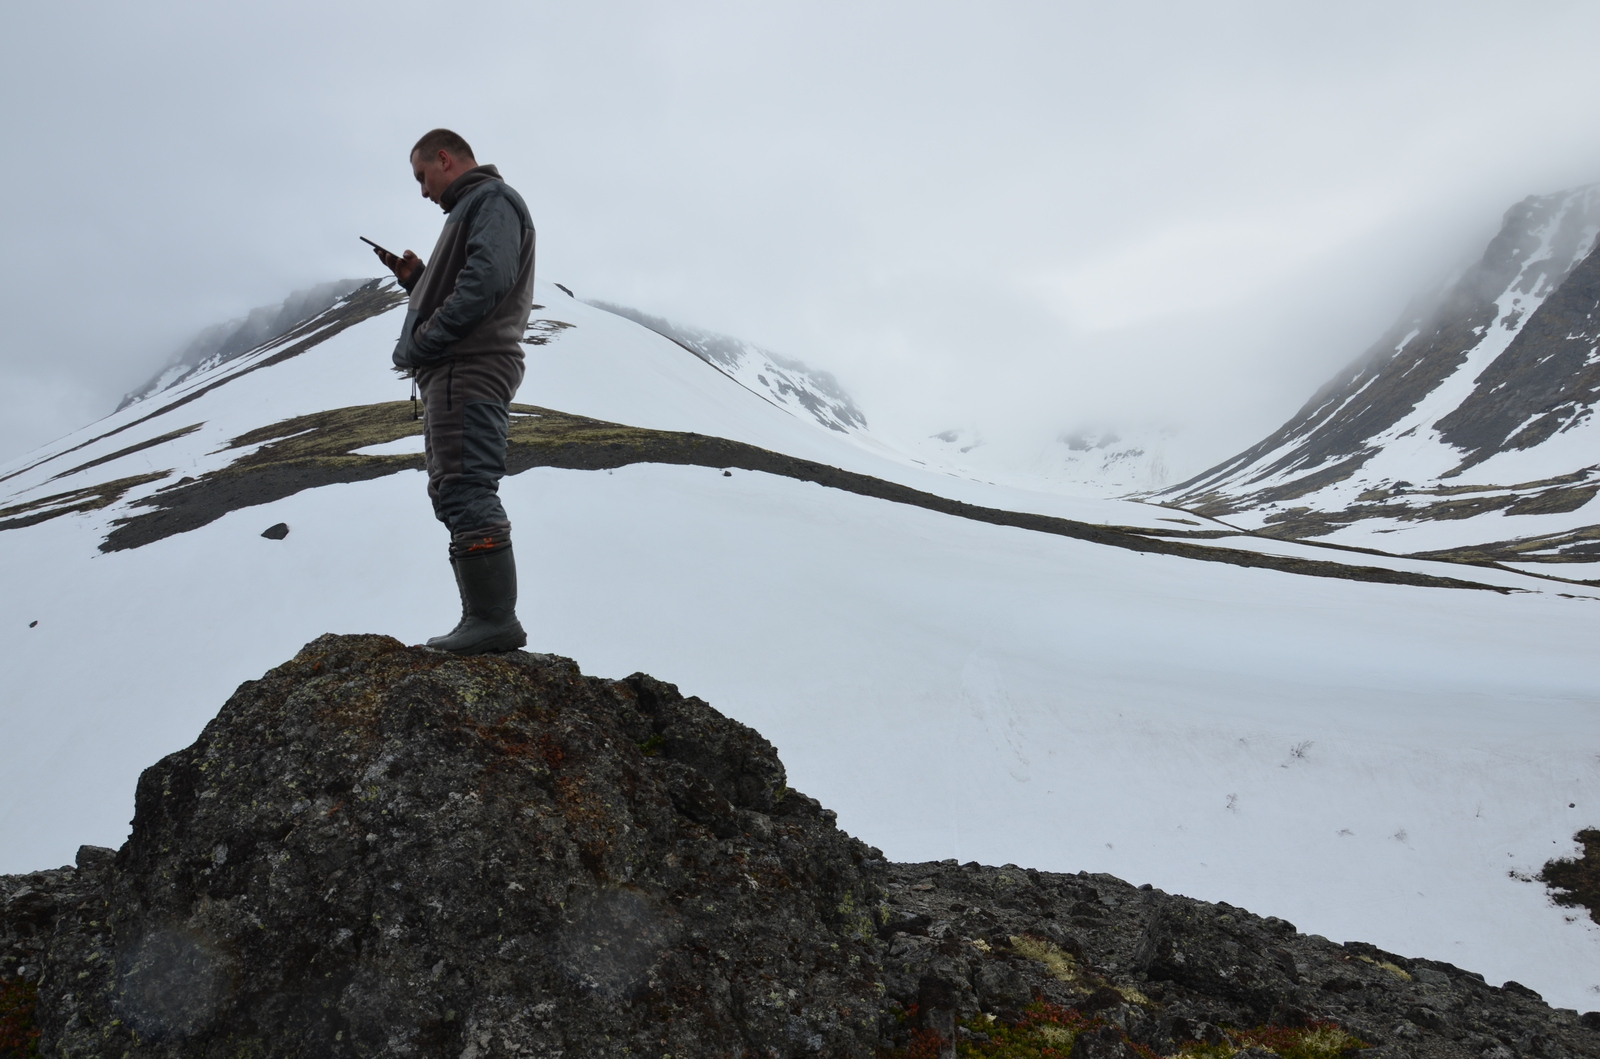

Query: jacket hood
440;164;502;212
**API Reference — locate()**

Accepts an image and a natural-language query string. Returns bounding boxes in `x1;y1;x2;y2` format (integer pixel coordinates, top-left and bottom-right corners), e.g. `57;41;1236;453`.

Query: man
372;128;537;654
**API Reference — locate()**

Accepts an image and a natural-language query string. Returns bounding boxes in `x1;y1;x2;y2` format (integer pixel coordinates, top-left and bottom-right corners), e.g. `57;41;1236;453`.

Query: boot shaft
455;546;518;620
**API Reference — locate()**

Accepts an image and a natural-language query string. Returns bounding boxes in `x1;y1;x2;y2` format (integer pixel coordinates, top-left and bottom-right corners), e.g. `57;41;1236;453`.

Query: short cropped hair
411;128;475;162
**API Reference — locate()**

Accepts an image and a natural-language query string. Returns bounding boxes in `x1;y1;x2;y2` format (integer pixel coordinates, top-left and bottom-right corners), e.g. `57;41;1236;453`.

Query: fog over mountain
7;3;1600;467
118;279;365;411
1161;185;1600;570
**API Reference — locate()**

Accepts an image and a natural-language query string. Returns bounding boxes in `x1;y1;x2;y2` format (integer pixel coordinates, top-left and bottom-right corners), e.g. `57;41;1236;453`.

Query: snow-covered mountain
586;299;867;434
2;274;1599;1007
1162;185;1600;577
118;279;368;410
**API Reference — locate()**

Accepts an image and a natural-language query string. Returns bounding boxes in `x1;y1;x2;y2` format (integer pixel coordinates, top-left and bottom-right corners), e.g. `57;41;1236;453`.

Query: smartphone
360;236;396;258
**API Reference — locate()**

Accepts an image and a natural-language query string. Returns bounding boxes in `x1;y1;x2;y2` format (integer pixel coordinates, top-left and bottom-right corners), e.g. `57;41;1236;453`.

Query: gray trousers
418;351;526;558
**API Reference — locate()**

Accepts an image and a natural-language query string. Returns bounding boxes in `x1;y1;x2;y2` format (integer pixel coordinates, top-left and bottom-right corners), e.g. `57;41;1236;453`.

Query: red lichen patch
536;733;565;768
901;1027;948;1059
462;718;541;760
0;977;40;1058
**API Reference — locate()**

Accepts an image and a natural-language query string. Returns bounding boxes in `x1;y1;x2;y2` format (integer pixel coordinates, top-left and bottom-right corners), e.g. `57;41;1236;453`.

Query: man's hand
374;247;422;285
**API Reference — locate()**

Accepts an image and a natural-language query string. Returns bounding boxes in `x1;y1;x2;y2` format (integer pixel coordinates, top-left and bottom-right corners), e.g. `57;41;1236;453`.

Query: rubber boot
426;547;527;654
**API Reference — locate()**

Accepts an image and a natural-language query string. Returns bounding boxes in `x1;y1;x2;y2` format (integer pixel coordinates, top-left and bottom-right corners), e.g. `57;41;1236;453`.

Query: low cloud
5;1;1600;471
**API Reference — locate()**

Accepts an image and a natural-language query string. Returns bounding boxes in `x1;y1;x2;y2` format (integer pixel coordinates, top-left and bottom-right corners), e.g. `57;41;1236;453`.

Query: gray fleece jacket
392;165;537;370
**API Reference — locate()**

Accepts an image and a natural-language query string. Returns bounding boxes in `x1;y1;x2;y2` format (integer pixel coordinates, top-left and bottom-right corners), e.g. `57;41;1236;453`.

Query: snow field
6;459;1595;1002
514;463;1600;1007
1;278;1598;1009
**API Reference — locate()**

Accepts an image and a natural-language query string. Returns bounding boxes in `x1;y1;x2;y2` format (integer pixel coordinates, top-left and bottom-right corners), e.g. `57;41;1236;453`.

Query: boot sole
435;626;528;655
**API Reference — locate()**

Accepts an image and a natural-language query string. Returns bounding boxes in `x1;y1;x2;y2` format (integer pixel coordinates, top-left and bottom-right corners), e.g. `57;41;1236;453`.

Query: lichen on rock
6;634;1599;1058
35;634;885;1057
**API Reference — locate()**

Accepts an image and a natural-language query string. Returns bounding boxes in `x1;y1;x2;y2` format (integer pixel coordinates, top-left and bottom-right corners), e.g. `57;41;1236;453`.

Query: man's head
410;129;477;205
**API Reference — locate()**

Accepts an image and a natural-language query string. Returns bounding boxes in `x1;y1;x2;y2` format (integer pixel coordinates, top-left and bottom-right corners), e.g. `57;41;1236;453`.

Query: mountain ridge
117;279;370;412
1159;185;1600;570
587;300;867;435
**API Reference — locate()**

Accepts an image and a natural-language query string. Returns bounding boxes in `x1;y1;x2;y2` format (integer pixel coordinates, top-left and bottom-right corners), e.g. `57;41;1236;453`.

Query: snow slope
2;279;1598;1009
584;300;867;435
119;279;367;410
1164;185;1600;572
905;424;1185;496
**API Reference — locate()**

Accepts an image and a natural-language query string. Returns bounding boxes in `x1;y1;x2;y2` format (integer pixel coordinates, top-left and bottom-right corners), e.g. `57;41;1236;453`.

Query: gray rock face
33;634;884;1058
5;634;1600;1057
874;867;1600;1058
1436;238;1600;468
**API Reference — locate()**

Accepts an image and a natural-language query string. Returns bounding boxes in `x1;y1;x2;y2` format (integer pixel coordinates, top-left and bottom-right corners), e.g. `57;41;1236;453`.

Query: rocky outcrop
3;634;1598;1058
27;635;884;1058
872;862;1600;1058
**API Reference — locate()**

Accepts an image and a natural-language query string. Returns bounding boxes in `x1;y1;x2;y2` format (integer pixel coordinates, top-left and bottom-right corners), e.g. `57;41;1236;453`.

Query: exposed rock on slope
1161;186;1600;566
4;635;1598;1057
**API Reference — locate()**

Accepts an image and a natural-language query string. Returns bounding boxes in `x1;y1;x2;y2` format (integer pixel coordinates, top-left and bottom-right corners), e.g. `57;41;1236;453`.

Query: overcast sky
6;1;1600;472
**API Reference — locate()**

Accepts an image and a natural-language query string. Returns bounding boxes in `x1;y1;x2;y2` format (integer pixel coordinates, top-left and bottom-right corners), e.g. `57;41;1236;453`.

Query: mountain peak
1160;183;1600;571
119;280;371;412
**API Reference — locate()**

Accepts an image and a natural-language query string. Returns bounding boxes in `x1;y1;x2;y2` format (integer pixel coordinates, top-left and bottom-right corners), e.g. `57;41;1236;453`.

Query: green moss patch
1200;464;1600;553
882;1003;1363;1059
946;1002;1100;1058
1413;523;1600;568
99;401;426;551
0;471;170;532
85;400;1509;591
1175;1022;1366;1059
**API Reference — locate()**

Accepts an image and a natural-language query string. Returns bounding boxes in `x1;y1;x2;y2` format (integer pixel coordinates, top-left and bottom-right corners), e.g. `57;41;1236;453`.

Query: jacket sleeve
410;195;522;359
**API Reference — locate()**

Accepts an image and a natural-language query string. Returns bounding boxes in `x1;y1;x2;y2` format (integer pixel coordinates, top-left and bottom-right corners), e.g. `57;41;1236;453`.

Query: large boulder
7;633;1599;1058
37;634;885;1058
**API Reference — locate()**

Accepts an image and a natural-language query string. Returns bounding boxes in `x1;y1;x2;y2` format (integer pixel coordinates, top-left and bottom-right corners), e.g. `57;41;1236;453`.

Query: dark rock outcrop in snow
3;635;1598;1057
1540;829;1600;927
29;634;883;1057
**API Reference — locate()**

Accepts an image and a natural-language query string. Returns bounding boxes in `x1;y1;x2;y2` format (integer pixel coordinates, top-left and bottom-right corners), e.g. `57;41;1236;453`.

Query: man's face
411;149;462;205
